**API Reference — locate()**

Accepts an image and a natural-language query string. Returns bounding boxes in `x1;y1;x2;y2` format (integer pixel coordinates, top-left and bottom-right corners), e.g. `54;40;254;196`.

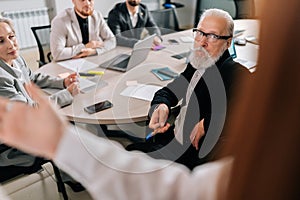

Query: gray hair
199;8;234;36
0;17;15;33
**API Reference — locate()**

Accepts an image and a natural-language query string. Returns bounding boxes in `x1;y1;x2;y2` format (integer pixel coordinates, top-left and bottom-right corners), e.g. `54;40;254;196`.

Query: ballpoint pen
75;66;81;85
145;131;155;140
146;128;166;140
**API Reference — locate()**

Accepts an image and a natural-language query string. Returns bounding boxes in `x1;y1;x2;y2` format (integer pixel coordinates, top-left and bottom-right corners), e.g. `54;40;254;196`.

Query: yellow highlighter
87;71;105;75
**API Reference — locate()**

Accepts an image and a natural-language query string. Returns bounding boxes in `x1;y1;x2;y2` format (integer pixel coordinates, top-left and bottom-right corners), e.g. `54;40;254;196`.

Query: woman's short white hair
198;8;234;36
0;17;15;33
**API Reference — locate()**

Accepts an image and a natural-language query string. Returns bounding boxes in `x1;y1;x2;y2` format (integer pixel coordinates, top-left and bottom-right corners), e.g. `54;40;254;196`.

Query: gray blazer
0;56;74;167
0;57;73;107
50;8;116;61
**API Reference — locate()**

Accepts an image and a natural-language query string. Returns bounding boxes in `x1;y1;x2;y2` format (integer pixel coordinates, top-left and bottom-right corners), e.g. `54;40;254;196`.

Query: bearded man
107;0;162;48
50;0;116;61
126;8;251;170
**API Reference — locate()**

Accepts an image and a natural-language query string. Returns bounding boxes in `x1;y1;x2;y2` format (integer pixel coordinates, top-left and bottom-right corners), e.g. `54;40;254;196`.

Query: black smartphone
168;39;179;45
171;51;189;60
84;100;113;114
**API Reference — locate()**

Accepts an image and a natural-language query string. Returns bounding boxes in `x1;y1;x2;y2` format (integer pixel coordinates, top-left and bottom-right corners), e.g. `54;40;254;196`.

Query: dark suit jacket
149;50;251;168
107;2;161;47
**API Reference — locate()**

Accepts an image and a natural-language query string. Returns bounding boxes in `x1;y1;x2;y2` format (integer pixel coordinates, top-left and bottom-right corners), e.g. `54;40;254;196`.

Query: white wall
0;0;47;12
51;0;122;18
50;0;195;28
0;0;122;19
0;0;196;29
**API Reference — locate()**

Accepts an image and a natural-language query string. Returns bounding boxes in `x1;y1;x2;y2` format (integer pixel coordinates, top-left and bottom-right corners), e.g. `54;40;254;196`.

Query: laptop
99;34;156;72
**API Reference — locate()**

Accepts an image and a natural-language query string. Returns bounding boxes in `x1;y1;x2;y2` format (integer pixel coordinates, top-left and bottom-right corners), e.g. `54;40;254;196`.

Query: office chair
150;8;180;35
31;25;52;67
194;0;255;26
234;0;255;19
0;144;69;200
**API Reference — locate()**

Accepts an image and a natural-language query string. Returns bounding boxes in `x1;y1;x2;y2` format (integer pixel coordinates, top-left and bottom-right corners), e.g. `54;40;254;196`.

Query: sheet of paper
57;58;98;72
234;58;257;69
120;84;162;101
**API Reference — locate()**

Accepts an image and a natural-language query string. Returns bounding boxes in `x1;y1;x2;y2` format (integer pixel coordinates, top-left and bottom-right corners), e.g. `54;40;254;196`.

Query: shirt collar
128;7;139;27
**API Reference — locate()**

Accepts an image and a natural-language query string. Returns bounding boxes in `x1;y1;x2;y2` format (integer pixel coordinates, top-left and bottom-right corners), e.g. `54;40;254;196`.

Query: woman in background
0;18;79;107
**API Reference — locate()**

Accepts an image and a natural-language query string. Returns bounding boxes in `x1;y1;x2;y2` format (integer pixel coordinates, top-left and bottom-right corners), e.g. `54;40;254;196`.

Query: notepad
151;67;178;81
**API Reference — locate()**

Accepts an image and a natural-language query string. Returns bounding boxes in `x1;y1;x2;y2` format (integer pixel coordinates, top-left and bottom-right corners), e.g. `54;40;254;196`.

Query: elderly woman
0;17;79;107
0;17;81;189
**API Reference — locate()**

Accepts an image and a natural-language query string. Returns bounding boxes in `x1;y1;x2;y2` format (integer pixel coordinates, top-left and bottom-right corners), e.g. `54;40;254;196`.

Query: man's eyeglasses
192;28;232;42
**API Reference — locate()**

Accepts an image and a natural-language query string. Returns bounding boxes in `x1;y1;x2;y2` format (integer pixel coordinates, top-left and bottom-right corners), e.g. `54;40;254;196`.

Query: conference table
37;19;259;125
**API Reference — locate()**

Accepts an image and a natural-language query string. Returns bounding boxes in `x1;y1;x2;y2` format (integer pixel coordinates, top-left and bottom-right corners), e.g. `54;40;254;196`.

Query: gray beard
189;45;226;70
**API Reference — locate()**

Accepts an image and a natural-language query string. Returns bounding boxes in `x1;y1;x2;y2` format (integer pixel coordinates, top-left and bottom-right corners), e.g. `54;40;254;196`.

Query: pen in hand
145;123;171;140
145;131;156;140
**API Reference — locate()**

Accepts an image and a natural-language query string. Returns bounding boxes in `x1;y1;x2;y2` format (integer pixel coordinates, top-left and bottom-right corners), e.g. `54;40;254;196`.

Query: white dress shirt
128;9;139;27
53;125;232;200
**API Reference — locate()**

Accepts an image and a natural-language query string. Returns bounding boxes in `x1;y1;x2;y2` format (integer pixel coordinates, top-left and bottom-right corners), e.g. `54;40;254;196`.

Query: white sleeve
54;125;232;200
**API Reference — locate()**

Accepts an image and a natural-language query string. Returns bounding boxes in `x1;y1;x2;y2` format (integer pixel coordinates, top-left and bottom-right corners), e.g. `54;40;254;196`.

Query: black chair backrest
194;0;255;26
235;0;255;19
150;8;180;35
0;144;68;199
31;25;51;67
0;144;43;183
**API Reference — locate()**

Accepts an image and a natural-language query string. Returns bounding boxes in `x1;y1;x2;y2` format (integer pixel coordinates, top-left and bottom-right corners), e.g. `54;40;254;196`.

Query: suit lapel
14;79;35;106
136;7;145;28
0;59;35;106
0;59;18;78
70;9;82;43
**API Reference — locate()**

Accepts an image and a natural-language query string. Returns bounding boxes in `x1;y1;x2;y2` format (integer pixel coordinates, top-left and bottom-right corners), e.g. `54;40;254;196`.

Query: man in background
50;0;116;61
107;0;162;48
